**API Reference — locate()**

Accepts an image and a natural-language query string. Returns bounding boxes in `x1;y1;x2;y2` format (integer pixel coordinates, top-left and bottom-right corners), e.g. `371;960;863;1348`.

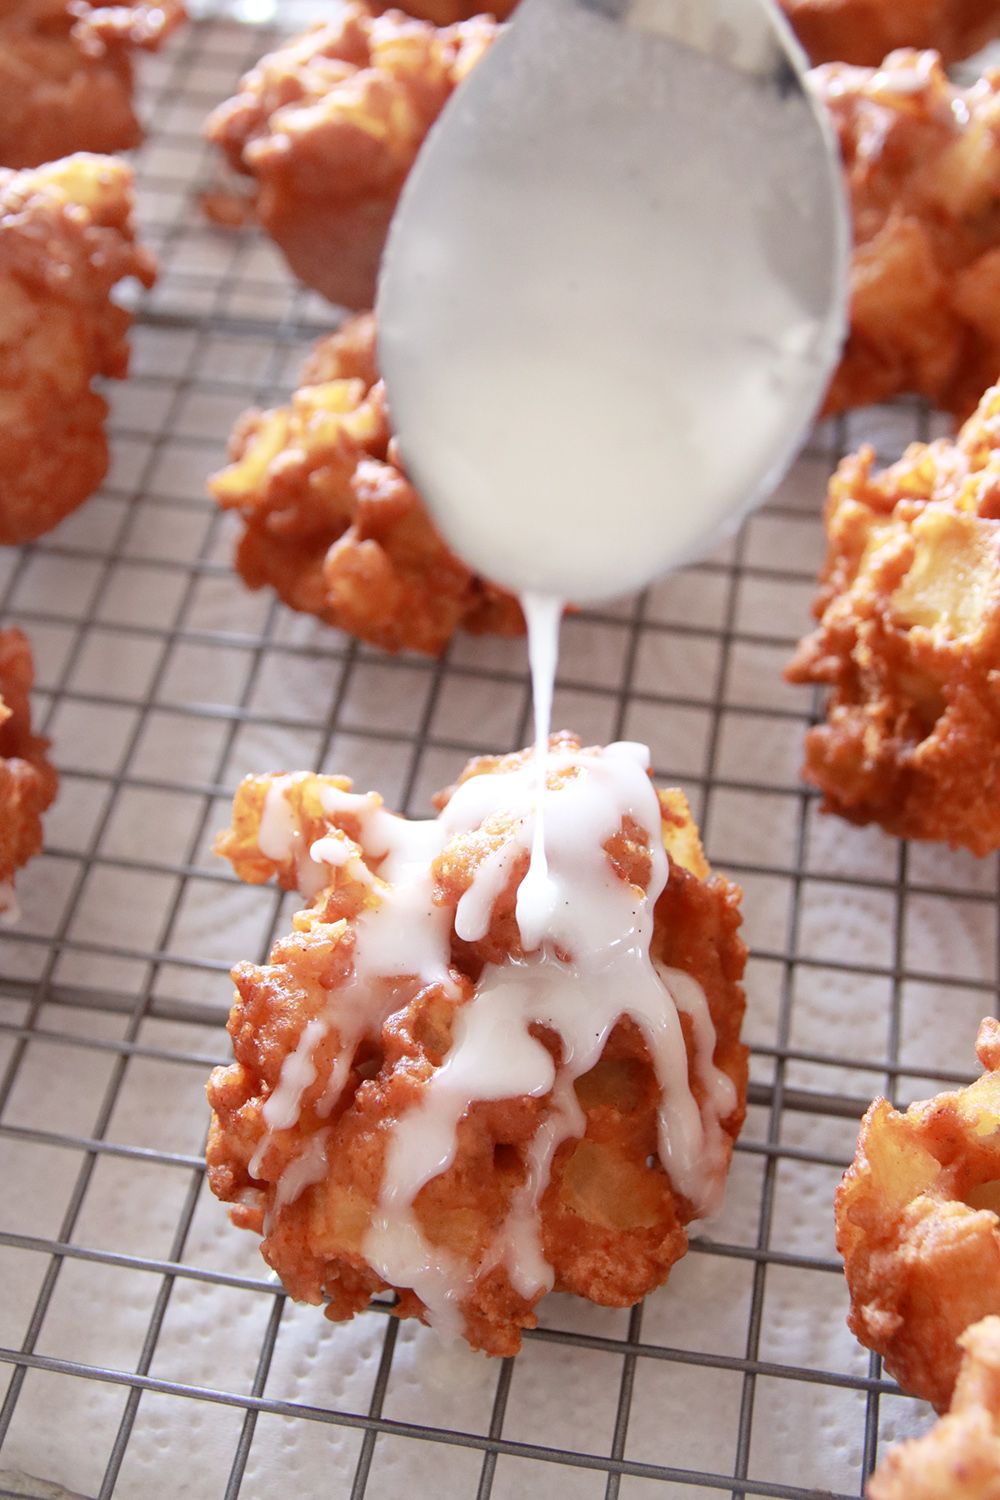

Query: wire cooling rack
1;16;999;1500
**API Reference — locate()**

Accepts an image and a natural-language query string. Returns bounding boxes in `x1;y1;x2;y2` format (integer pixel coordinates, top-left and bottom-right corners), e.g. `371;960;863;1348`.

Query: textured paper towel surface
2;20;998;1500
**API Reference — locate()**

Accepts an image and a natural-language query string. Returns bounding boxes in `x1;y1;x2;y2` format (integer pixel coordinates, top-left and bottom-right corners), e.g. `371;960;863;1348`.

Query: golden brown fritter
210;312;522;654
0;628;58;908
816;50;1000;421
206;738;748;1355
782;0;1000;65
0;0;185;168
0;153;155;545
204;5;496;309
868;1316;1000;1500
786;382;1000;852
836;1019;1000;1414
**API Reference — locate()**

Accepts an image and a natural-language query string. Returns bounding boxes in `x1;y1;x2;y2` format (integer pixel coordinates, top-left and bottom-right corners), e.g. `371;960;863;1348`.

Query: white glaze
656;962;739;1216
248;697;736;1330
273;1128;331;1218
516;591;562;952
870;51;937;98
259;774;328;899
500;1069;582;1299
247;789;459;1200
258;775;297;861
264;1017;327;1132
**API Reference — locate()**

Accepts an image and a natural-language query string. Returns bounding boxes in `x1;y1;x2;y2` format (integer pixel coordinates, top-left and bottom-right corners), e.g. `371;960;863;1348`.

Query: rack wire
1;16;998;1499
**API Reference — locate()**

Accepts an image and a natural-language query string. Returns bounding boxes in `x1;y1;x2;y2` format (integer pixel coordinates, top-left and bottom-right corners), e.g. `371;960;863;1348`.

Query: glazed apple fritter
209;312;523;653
867;1316;1000;1500
0;0;185;169
0;628;57;911
817;49;1000;421
0;152;155;546
204;4;496;309
836;1019;1000;1414
206;737;748;1355
782;0;1000;65
786;381;1000;852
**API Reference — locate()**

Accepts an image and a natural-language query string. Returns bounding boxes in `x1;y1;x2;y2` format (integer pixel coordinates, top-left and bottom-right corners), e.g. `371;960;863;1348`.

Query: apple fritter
206;737;748;1354
786;381;1000;852
204;4;496;309
867;1316;1000;1500
782;0;1000;65
0;0;185;168
0;152;155;545
210;312;523;654
0;628;58;914
816;49;1000;420
836;1019;1000;1414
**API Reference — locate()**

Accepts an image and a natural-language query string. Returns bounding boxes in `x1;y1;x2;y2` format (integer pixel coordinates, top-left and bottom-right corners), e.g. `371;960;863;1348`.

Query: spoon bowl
377;0;848;604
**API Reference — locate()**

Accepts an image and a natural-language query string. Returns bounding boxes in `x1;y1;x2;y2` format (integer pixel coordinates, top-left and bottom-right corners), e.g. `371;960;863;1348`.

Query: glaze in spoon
377;0;848;604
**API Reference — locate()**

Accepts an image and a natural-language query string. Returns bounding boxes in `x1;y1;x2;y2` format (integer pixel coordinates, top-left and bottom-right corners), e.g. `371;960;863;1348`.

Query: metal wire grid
0;17;997;1499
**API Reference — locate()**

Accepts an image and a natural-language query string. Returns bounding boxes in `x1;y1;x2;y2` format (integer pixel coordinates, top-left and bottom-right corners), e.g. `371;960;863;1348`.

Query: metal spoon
377;0;848;604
